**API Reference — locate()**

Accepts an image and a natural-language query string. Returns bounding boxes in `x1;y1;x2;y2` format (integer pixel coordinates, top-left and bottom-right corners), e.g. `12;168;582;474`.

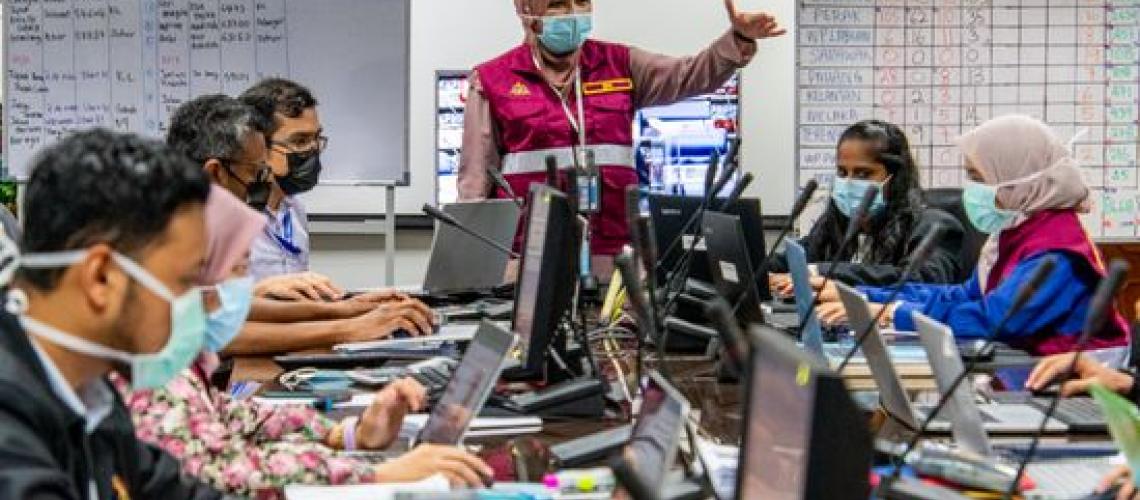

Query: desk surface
228;340;1115;492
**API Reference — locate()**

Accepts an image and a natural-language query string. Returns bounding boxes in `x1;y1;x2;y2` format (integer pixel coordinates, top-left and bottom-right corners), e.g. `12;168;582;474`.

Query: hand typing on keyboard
1026;353;1134;397
340;298;438;343
352;378;428;450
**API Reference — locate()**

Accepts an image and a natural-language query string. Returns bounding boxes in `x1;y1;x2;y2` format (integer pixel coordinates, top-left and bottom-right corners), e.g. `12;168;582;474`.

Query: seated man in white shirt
167;95;435;354
239;78;347;300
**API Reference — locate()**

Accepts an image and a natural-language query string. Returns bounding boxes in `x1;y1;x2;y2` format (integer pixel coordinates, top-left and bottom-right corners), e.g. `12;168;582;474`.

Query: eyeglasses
272;135;329;155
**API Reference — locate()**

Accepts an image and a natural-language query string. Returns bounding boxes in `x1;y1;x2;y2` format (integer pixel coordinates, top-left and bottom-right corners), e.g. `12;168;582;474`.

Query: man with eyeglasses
238;79;334;296
166;95;436;355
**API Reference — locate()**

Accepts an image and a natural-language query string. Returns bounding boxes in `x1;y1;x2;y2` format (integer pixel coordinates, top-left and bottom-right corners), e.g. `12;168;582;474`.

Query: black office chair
923;188;987;282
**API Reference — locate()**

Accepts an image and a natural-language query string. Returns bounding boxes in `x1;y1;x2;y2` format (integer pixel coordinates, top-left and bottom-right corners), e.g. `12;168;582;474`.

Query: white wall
310;0;799;286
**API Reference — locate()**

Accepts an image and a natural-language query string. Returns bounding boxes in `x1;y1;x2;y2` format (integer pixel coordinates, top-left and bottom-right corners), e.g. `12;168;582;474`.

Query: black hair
20;129;211;291
166;94;272;166
239;78;318;133
806;120;925;265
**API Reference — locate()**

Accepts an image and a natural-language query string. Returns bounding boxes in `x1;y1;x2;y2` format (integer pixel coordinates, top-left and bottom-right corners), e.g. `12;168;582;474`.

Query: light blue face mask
962;180;1018;234
538;13;593;55
205;275;255;353
17;250;206;390
831;177;887;219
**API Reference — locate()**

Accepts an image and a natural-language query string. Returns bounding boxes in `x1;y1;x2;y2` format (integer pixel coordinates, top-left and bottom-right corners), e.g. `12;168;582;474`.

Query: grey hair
166;94;272;165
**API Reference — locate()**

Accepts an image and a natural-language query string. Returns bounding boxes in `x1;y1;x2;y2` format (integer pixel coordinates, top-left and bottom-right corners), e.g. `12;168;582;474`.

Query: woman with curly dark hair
769;120;965;295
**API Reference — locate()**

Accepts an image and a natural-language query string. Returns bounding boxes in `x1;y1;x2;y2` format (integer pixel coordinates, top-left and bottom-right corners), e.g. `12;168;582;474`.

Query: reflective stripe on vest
501;144;635;175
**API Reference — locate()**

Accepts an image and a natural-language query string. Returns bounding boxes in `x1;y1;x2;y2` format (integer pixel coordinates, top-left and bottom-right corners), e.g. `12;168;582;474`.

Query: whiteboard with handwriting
5;0;410;184
797;0;1140;240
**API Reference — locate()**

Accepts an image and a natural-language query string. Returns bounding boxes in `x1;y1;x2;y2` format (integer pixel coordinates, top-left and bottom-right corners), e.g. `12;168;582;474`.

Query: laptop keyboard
1025;459;1113;499
1033;397;1106;430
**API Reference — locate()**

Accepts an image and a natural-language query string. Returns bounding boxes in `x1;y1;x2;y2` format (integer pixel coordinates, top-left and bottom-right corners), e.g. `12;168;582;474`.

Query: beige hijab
956;115;1091;288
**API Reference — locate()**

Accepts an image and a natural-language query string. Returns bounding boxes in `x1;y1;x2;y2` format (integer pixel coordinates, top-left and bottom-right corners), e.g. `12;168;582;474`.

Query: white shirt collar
28;338;114;435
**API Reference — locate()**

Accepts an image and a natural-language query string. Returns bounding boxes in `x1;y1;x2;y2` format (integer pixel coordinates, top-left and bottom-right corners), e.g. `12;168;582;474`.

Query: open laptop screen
785;239;824;355
626;371;691;489
738;325;817;498
417;322;516;445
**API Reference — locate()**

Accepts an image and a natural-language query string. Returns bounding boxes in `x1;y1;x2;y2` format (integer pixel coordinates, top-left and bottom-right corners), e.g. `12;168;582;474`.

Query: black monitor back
508;184;579;380
648;194;766;288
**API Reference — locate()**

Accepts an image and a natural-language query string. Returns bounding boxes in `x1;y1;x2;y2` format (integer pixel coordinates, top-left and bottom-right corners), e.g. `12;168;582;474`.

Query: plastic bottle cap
577;474;597;491
543;474;559;489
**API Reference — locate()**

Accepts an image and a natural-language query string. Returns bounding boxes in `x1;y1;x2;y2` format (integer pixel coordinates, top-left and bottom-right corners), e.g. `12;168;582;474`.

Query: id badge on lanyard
273;209;303;257
542;54;600;215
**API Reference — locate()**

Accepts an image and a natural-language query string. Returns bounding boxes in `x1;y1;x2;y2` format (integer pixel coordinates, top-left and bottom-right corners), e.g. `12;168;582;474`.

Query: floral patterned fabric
112;366;375;499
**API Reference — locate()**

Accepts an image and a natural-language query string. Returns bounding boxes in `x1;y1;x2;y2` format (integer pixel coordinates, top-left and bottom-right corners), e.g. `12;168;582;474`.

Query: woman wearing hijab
114;187;492;498
817;115;1129;355
459;0;785;276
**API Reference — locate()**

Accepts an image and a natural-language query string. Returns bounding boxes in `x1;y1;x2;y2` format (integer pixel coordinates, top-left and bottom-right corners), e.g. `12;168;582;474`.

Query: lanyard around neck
532;50;588;155
270;208;302;256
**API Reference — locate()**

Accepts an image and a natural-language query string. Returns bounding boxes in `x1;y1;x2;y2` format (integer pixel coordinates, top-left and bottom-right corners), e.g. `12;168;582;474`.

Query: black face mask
276;150;322;196
245;177;273;211
223;163;272;211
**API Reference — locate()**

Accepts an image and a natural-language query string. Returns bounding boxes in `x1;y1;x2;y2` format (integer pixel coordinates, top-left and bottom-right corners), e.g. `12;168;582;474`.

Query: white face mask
14;250;206;390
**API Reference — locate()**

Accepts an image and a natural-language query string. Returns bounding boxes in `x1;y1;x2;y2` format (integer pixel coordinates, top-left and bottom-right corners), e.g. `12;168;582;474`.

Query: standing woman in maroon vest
458;0;785;277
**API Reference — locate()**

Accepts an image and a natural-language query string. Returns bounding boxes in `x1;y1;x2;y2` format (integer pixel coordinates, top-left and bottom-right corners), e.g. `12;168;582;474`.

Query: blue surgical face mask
831;177;887;219
16;250;207;390
205;275;255;353
962;180;1018;234
537;13;593;55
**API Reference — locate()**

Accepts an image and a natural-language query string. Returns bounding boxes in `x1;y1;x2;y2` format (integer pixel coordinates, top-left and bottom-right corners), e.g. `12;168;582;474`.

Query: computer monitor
625;371;691;490
636;72;740;196
417;321;517;445
648;194;766;292
737;324;871;500
435;70;469;205
509;184;579;379
703;211;766;326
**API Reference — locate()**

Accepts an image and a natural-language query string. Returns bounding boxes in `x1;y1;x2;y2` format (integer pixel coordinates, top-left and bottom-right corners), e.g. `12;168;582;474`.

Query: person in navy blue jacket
816;115;1129;356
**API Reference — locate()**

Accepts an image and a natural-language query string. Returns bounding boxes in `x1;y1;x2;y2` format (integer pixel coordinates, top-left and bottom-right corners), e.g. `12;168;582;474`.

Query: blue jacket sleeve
889;253;1091;339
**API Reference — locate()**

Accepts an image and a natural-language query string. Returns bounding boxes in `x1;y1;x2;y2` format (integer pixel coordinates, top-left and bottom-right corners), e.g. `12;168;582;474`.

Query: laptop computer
415;321;517;446
703;211;766;326
914;313;1067;439
836;284;1068;441
386;200;518;296
624;370;692;492
734;324;872;500
784;239;826;357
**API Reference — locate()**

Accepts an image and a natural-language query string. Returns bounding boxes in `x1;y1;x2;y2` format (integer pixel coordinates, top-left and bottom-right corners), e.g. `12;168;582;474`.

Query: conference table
228;333;1117;496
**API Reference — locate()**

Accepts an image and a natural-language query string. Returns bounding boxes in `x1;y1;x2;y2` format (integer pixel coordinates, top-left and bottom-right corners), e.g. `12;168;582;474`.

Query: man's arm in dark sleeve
0;409;82;500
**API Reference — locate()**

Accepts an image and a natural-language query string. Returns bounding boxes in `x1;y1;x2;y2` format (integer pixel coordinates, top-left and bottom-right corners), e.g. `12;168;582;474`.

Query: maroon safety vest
989;209;1130;354
477;40;637;255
